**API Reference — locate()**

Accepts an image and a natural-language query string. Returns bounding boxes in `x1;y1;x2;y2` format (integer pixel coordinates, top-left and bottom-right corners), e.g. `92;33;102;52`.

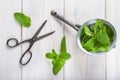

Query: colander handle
51;10;80;31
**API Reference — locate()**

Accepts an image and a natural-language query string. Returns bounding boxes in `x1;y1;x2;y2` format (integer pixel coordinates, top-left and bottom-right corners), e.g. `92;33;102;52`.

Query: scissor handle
20;50;32;65
7;38;19;48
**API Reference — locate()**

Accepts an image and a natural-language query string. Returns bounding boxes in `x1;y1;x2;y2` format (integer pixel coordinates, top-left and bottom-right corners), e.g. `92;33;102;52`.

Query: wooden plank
64;0;105;80
22;0;64;80
106;0;120;79
0;0;21;80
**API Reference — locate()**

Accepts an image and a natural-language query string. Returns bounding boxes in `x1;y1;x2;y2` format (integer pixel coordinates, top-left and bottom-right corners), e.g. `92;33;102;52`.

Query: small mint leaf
60;36;66;53
84;25;93;36
14;12;31;27
60;53;71;60
53;59;65;75
46;53;53;59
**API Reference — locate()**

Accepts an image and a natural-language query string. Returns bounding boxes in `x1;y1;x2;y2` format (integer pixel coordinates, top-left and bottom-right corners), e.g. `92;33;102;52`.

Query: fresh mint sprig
46;36;71;75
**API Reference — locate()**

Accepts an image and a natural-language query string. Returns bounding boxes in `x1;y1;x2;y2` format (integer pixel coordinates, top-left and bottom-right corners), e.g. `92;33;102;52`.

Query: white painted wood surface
0;0;120;80
0;0;21;80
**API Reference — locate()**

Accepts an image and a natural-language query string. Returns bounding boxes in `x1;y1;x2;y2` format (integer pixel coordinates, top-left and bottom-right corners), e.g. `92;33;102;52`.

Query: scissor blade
32;20;47;39
35;31;55;42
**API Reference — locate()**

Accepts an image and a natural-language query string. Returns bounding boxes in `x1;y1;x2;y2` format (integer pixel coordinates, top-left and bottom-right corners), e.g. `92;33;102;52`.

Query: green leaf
83;38;96;51
94;26;110;52
53;58;65;75
60;36;66;53
52;49;59;57
96;45;109;52
46;49;59;60
46;53;53;59
94;19;103;33
81;34;91;46
52;60;57;65
14;12;31;27
83;25;93;36
60;53;71;60
94;26;110;47
106;25;114;42
45;36;71;75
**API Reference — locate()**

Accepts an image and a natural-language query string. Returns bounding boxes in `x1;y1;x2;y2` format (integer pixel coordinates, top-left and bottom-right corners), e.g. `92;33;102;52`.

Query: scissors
7;20;55;65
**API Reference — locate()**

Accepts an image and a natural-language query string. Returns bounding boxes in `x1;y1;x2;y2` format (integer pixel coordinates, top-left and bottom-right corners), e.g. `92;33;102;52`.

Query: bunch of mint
81;19;114;52
46;36;71;75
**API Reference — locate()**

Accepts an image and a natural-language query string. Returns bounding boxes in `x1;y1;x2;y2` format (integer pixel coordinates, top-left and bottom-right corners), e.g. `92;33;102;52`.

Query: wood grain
106;0;120;79
0;0;21;80
0;0;120;79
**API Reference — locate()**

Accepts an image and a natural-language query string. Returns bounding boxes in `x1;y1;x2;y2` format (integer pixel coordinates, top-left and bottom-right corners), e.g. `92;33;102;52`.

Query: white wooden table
0;0;120;80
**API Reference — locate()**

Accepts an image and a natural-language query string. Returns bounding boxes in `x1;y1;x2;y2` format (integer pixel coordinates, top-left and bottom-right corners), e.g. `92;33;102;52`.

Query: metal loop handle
7;38;19;48
20;50;32;65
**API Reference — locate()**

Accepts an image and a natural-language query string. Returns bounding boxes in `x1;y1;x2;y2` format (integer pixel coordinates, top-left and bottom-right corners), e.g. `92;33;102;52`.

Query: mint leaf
46;53;53;59
94;19;103;33
52;49;59;60
60;36;66;53
106;25;114;42
94;26;110;52
53;58;65;75
94;26;110;47
96;45;109;52
46;49;59;60
46;36;71;75
52;60;57;65
60;53;71;59
60;36;71;59
14;12;31;27
83;38;96;51
81;35;91;46
84;25;93;36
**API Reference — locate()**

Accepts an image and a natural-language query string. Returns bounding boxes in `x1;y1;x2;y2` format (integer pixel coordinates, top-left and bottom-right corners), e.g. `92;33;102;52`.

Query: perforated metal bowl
77;19;117;55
